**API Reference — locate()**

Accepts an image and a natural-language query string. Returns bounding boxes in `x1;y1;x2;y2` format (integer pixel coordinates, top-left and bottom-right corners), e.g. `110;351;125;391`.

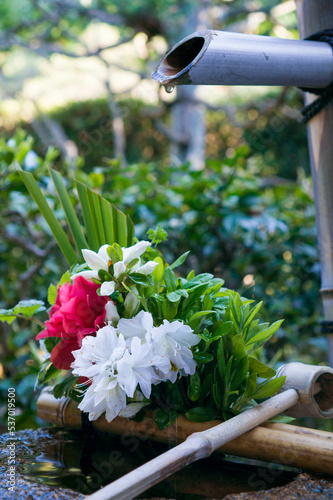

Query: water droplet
165;85;174;94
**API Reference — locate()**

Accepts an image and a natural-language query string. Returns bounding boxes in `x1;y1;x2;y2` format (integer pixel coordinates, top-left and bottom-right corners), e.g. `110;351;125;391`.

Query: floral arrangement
1;169;286;429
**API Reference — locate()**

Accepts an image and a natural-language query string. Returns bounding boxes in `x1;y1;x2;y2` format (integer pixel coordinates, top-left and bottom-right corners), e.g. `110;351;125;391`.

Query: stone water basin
1;428;333;499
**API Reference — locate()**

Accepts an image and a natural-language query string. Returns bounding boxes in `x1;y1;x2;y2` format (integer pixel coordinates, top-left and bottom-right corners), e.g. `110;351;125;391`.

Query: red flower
37;277;108;370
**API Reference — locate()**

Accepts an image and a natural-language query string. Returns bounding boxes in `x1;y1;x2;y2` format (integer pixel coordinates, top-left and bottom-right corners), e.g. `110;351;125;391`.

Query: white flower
71;244;110;280
78;379;127;422
117;336;160;399
72;325;129;422
152;320;200;383
114;261;126;278
72;325;126;379
123;241;151;264
136;261;158;275
114;241;157;277
71;240;157;290
117;310;154;342
104;301;120;325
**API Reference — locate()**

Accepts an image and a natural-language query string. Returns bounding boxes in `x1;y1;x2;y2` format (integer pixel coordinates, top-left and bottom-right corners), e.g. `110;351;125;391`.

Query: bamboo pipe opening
152;33;207;84
314;372;333;412
162;36;205;77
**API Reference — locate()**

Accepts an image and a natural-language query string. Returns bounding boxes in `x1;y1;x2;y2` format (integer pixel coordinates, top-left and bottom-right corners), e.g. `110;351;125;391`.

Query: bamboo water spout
85;363;333;500
152;30;333;89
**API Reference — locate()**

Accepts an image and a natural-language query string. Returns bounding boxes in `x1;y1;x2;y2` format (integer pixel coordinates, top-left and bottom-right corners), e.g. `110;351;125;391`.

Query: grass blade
76;181;99;251
19;170;77;266
49;169;87;256
100;197;114;243
87;189;104;246
112;205;128;247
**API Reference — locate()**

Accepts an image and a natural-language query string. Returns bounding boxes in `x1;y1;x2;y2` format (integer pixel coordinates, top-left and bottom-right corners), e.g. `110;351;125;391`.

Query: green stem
16;314;45;328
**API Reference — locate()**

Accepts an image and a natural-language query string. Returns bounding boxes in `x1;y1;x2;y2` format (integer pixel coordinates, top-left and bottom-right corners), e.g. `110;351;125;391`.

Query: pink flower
37;277;109;370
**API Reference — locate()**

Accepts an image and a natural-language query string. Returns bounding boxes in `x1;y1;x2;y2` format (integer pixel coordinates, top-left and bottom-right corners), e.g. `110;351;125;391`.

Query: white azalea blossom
71;240;157;300
117;310;155;342
117;336;161;398
152;320;201;383
71;311;199;422
122;241;151;264
71;245;110;280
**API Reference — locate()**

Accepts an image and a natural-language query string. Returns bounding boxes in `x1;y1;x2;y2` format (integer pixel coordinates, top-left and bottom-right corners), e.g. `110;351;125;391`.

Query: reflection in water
23;430;298;499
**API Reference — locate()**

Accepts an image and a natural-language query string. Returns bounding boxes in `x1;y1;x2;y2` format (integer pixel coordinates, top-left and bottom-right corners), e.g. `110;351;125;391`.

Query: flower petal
113;261;126;279
70;270;99;281
82;249;108;271
100;281;116;296
136;261;158;275
119;402;148;418
122;241;151;264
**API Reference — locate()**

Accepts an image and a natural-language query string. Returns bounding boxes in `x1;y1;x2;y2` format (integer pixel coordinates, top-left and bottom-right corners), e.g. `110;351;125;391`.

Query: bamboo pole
296;0;333;366
84;390;312;500
37;388;333;475
152;30;333;88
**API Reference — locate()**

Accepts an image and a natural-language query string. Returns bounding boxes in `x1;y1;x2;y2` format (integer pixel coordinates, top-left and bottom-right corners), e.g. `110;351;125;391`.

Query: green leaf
162;299;178;320
189;310;213;322
217;338;225;380
153;408;175;430
243;301;263;331
246;320;284;346
213;321;233;337
0;309;16;324
53;375;78;399
249;357;276;378
166;291;181;303
44;337;61;353
187;372;201;402
152;256;164;282
76;181;99;251
244;372;257;399
59;271;71;285
193;352;214;364
230;294;242;326
37;363;60;387
230;356;249;390
128;273;151;286
147;225;168;245
100;197;114;243
169;251;190;270
88;188;105;246
185;407;220;422
252;376;286;400
49;168;87;256
47;284;57;306
109;243;123;263
163;267;177;292
13;300;45;317
112;205;128;247
19;170;77;266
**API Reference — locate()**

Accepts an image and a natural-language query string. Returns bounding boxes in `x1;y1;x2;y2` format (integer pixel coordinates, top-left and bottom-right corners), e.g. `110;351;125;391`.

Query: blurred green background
0;0;328;432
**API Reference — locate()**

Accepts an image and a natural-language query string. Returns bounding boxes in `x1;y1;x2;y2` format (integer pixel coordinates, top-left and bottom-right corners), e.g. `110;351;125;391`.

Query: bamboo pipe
82;391;301;500
152;30;333;89
296;0;333;367
37;388;333;476
80;362;333;500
